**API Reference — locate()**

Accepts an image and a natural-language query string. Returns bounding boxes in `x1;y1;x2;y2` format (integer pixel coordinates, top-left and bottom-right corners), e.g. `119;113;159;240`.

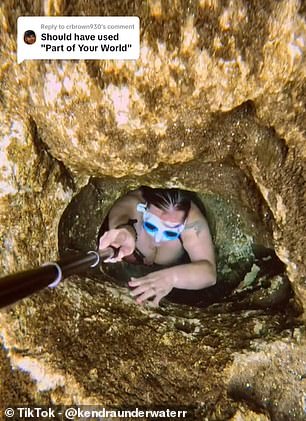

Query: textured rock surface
0;0;306;419
0;279;302;420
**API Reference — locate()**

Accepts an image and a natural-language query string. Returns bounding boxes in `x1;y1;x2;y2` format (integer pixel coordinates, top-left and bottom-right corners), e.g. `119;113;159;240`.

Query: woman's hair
140;186;191;218
24;30;36;39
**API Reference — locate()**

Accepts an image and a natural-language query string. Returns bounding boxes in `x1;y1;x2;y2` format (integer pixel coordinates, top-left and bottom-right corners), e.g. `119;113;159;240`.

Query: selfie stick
0;247;116;309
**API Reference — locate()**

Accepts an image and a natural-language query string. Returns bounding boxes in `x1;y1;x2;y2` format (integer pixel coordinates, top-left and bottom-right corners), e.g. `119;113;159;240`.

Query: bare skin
24;35;36;44
99;189;216;306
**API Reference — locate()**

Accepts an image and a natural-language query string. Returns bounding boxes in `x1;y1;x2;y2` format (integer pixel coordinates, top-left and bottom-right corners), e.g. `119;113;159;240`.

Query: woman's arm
166;260;216;289
177;203;217;287
129;203;216;305
129;260;216;306
107;190;139;228
98;191;139;260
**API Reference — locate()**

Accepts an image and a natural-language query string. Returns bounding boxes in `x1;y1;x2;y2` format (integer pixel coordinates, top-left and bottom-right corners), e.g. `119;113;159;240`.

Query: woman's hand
128;267;177;306
99;227;136;262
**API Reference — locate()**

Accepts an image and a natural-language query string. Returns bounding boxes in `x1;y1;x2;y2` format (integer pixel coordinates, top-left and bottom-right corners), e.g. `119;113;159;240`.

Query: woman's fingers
129;275;164;304
99;229;134;261
130;284;165;306
104;255;122;263
128;274;173;306
128;269;175;307
151;294;162;307
129;275;152;287
134;288;157;304
119;246;133;259
99;231;114;250
129;283;150;297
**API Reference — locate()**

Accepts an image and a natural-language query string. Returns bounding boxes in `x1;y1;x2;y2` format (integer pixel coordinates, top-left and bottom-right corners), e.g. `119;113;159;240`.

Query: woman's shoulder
113;189;144;219
125;188;145;203
184;201;210;233
181;201;213;246
188;201;207;221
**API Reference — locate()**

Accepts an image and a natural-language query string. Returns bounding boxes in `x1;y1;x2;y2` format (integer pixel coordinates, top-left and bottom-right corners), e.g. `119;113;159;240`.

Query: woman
99;186;216;306
24;30;36;45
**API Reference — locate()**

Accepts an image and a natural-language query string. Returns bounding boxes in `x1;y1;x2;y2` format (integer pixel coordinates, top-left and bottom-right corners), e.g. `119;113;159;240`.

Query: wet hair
140;186;191;219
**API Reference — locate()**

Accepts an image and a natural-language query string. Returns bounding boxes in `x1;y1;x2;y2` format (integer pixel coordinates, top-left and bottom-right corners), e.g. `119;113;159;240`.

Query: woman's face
144;204;186;245
25;34;36;44
149;204;185;224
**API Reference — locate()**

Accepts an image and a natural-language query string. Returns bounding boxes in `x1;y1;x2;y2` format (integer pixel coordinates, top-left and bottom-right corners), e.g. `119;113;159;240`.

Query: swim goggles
136;203;185;242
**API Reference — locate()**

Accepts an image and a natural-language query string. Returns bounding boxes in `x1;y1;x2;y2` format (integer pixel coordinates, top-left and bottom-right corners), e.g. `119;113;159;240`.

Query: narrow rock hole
58;178;296;314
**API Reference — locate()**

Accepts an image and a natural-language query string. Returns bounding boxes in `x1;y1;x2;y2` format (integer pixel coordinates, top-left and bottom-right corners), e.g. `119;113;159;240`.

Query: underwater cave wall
0;0;306;419
1;0;305;299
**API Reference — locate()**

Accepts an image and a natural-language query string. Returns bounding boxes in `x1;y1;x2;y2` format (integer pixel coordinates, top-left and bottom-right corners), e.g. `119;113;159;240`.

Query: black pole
0;248;115;309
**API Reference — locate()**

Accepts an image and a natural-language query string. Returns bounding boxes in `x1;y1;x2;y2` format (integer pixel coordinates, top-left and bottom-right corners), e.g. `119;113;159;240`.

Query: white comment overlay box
17;16;140;63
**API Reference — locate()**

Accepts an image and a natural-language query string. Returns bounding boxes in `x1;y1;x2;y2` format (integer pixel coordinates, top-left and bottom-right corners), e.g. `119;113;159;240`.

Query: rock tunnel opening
58;175;296;315
56;101;303;318
1;95;304;418
1;0;306;413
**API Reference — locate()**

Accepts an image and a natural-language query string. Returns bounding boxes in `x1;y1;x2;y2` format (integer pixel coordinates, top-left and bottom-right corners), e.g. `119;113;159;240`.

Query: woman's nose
154;231;162;242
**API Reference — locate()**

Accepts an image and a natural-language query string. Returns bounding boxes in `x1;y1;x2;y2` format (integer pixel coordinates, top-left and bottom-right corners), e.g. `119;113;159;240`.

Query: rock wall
0;0;306;419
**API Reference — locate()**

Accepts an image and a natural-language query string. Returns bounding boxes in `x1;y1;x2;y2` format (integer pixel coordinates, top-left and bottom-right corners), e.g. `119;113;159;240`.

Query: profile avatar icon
24;30;36;45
